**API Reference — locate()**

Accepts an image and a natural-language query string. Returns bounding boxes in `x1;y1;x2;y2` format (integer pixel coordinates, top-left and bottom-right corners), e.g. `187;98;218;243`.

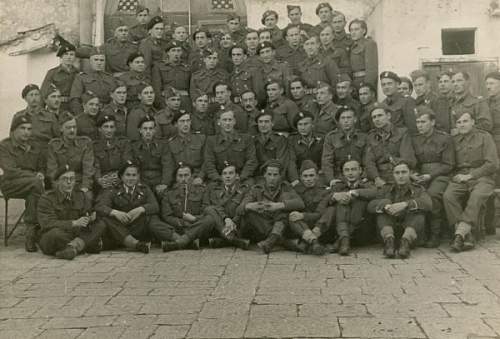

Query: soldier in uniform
288;112;325;185
443;112;499;252
314;82;339;136
154;87;181;140
238;159;305;253
95;160;163;254
211;81;248;132
398;76;414;97
244;29;260;64
289;78;319;117
100;81;128;137
485;71;500;175
226;14;246;46
349;19;378;88
261;10;284;48
367;161;432;258
191;90;215;136
434;70;455;133
321;106;367;186
364;103;416;188
298;35;340;90
76;91;100;140
129;5;150;43
38;167;105;259
118;52;151;110
229;45;265;105
190;49;229;99
358;82;377;132
0;115;46;252
47;112;94;200
127;83;158;141
275;25;307;75
288;160;331;255
380;71;417;134
160;164;215;251
285;5;314;39
15;84;42;118
188;29;212;73
314;3;334;34
258;29;272;43
257;42;293;93
331;11;353;55
335;74;361;116
101;24;138;75
170;25;192;61
318;25;351;75
93;115;132;191
152;41;191;109
450;71;492;134
240;90;260;135
204;110;258;184
130;116;172;196
410;106;455;247
70;47;116;115
41;43;78;111
139;16;169;76
265;79;300;135
165;111;206;186
42;85;64;130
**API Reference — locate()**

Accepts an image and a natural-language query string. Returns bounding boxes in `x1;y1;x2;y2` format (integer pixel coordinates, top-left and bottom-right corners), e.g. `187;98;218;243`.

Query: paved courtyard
2;203;500;338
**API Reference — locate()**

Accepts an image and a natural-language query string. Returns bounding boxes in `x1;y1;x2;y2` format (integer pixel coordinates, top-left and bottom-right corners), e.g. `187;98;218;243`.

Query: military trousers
166;215;215;241
0;174;44;225
98;215;153;248
39;222;105;255
335;200;374;244
241;211;287;242
376;212;425;245
424;176;449;235
289;206;335;242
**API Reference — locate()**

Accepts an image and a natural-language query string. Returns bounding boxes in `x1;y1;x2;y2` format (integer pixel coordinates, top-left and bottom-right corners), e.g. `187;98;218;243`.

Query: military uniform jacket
267;97;300;133
103;38;139;73
294;95;319;117
204;182;249;224
161;182;208;228
453;128;499;180
297;55;340;90
0;138;45;181
288;133;324;182
204;132;258;182
41;64;78;98
270;26;285;48
488;93;500;135
293;182;330;224
217;47;234;73
259;60;293;91
191;109;216;136
382;92;417;134
322;129;367;182
99;103;128;137
451;92;492;132
416;91;451;133
349;37;378;86
126;104;159;141
189;68;229;98
336;96;361;116
70;70;116;114
47;136;95;188
319;44;351;75
38;188;92;233
165;132;206;185
117;71;151;108
139;36;169;74
210;102;248;133
93;137;132;178
331;178;377;201
314;101;339;136
129;23;148;43
230;61;265;103
14;108;60;146
154;107;177;140
367;182;432;215
76;113;98;140
253;133;290;173
359;102;376;133
152;60;191;100
188;47;210;73
130;139;172;187
364;125;416;181
332;31;354;55
411;129;455;179
275;43;307;75
95;183;159;228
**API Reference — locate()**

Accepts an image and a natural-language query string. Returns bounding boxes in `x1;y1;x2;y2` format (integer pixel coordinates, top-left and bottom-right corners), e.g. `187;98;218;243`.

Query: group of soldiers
1;3;500;260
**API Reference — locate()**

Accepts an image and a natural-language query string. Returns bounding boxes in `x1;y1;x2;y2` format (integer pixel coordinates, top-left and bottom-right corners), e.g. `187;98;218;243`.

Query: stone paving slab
2;223;500;338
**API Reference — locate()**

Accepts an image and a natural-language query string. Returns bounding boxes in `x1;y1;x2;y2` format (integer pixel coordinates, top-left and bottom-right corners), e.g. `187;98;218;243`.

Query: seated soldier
38;166;105;260
237;159;305;254
160;164;215;251
204;161;251;249
93;115;132;191
0;115;45;252
329;159;377;255
95;160;163;254
288;160;332;255
443;112;499;252
367;161;432;259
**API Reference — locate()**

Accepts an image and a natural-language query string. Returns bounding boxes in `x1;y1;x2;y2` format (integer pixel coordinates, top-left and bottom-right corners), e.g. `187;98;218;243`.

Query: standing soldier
265;79;300;135
189;49;229;99
118;52;151;110
318;25;351;75
380;71;417;134
100;82;128;137
322;106;367;186
275;25;307;76
226;15;246;46
76;91;100;140
38;166;105;259
42;85;64;127
410;106;455;248
485;71;500;177
191;90;215;136
229;45;265;105
368;161;432;258
15;84;43;117
331;11;353;60
284;5;314;39
0;115;45;252
244;29;261;66
129;6;150;43
101;24;138;75
41;43;78;111
204;110;258;184
314;3;334;34
349;19;378;88
399;76;414;97
126;83;158;141
139;16;169;76
188;29;212;73
154;87;181;140
450;71;492;134
433;71;455;133
358;82;377;132
289;78;319;117
238;160;305;253
443;112;499;252
240;90;261;135
314;82;340;136
70;47;116;115
257;42;293;92
335;74;361;116
211;82;248;132
261;10;284;48
47;112;95;200
364;103;416;188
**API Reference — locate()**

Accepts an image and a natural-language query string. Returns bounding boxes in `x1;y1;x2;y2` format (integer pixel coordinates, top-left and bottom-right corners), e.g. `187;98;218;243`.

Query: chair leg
4;198;8;247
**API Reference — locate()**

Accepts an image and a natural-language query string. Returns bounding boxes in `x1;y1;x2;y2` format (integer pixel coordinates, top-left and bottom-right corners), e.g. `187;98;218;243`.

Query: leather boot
399;238;411;259
463;233;475;251
450;234;464;252
311;240;326;256
338;237;350;256
383;237;395;258
257;233;279;254
231;237;250;250
55;245;77;260
135;241;150;254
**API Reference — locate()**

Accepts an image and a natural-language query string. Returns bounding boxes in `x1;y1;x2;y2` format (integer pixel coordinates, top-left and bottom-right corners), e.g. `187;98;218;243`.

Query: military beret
261;159;282;174
126;51;145;65
300;159;318;174
56;42;76;57
261;10;278;25
54;164;75;181
135;5;149;15
147;16;163;31
337;73;352;83
165;40;183;52
414;105;436;119
118;159;139;178
486;71;500;81
226;14;240;22
137;115;156;128
316;2;333;15
96;114;116;127
172;110;190;124
192;89;208;101
82;90;99;104
255;108;274;123
21;84;39;98
10;114;32;131
293;111;315;128
257;41;275;54
43;84;60;99
369;102;388;115
380;71;400;83
287;5;301;12
163;86;180;99
59;111;76;125
89;46;105;57
335;105;356;121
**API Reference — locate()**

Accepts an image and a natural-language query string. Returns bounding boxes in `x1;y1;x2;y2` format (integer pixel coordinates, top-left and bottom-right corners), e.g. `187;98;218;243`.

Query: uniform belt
353;71;366;77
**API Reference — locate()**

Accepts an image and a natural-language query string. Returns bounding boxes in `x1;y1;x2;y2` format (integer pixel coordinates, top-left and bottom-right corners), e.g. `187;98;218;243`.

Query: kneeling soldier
237;159;305;254
38;166;105;259
368;161;432;258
